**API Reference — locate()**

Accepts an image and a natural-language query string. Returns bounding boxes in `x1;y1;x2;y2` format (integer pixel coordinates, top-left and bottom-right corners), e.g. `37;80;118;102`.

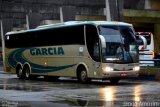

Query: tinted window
136;34;151;45
5;25;85;48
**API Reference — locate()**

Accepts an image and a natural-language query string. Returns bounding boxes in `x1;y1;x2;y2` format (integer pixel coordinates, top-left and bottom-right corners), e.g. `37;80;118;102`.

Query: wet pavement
0;70;160;107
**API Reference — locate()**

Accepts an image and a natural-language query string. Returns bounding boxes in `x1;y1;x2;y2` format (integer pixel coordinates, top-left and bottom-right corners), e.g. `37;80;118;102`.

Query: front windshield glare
99;25;139;63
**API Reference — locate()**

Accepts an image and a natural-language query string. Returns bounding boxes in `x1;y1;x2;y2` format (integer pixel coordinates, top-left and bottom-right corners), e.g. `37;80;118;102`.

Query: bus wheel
110;79;120;84
16;66;24;79
23;66;31;79
78;67;88;83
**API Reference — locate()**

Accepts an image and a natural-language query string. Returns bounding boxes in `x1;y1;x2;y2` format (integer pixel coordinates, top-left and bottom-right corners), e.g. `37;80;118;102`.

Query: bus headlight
103;67;113;72
133;66;140;71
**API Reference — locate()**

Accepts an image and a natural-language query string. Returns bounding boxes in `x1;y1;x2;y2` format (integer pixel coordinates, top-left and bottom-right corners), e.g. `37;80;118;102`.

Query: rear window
136;33;151;45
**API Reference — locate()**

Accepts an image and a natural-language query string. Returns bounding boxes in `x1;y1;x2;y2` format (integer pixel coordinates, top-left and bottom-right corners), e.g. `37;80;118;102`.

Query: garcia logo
30;47;64;55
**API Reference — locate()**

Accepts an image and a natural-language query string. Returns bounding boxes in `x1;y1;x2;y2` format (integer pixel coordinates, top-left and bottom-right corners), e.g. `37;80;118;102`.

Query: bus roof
37;21;132;28
6;21;132;35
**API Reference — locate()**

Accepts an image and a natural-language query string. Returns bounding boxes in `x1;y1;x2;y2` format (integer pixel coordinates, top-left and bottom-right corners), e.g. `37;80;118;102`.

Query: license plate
120;73;128;77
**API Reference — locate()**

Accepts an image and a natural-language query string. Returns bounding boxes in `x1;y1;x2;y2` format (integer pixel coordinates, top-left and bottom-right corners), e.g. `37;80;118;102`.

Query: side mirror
139;36;147;49
99;35;106;48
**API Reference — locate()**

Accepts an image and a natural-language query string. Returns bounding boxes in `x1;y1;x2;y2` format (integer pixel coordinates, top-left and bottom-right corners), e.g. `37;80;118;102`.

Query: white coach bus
136;32;154;66
3;21;140;83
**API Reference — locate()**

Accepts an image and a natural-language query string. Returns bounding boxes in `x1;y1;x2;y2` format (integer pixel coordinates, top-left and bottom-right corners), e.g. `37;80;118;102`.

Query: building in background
0;0;106;31
0;0;160;53
123;0;160;53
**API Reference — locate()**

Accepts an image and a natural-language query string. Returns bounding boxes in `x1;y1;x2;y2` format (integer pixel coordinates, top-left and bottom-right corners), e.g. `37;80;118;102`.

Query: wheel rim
81;70;87;81
18;68;22;77
25;68;30;78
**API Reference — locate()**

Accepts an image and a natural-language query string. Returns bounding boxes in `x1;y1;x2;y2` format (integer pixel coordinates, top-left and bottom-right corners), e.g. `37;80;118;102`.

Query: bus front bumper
102;70;139;79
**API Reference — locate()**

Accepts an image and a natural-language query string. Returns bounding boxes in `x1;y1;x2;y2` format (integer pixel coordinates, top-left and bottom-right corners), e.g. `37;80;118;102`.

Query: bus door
85;25;101;77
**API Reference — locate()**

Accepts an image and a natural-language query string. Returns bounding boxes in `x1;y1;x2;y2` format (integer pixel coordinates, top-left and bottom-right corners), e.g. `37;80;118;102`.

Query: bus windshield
99;25;139;63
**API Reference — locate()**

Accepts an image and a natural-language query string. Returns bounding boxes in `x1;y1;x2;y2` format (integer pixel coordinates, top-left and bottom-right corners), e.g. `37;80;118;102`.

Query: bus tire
77;67;89;83
110;78;120;84
16;65;24;79
23;65;31;79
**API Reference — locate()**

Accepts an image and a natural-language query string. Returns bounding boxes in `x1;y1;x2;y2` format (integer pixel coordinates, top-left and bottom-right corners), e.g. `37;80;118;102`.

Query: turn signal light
152;51;155;59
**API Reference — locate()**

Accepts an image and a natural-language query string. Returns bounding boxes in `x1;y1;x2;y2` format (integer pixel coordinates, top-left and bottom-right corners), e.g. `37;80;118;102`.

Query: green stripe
8;48;76;73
